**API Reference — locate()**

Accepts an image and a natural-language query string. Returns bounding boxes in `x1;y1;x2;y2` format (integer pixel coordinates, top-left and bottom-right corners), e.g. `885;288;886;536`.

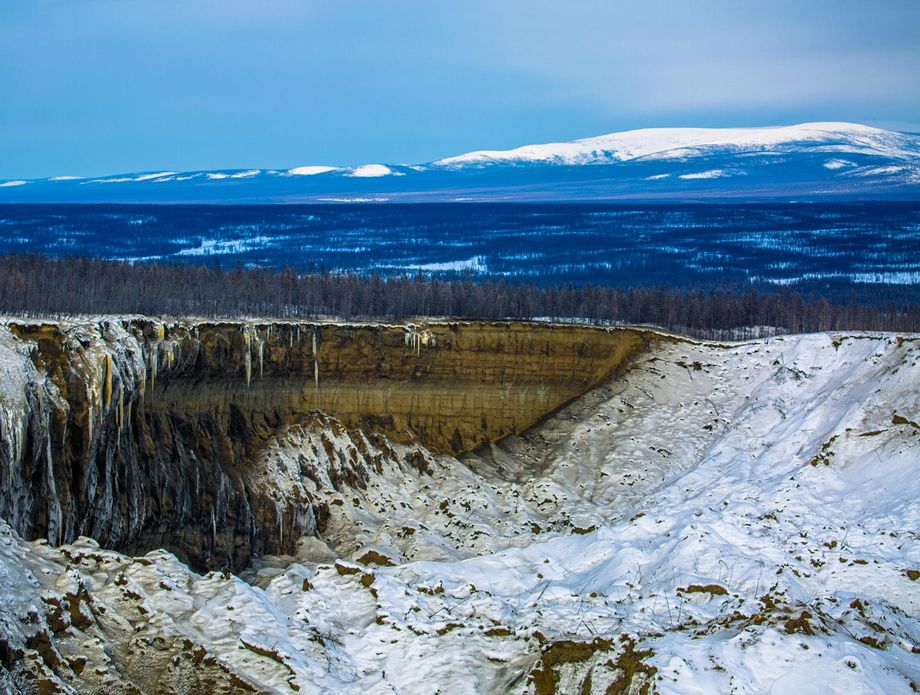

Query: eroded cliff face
0;318;658;570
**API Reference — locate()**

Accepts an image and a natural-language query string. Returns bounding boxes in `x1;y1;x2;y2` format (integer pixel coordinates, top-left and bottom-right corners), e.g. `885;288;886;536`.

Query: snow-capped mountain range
2;122;919;202
434;121;920;167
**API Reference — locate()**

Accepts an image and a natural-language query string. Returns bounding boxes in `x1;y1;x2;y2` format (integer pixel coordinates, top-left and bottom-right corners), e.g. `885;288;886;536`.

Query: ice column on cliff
258;337;264;380
103;354;113;410
149;345;158;391
312;329;319;388
405;327;434;357
243;327;252;387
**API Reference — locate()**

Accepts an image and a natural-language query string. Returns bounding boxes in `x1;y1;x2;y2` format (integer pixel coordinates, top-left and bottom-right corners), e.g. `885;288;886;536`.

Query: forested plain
1;255;917;339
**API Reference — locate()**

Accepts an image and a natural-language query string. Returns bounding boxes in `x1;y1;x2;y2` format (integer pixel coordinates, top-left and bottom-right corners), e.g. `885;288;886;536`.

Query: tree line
0;255;917;339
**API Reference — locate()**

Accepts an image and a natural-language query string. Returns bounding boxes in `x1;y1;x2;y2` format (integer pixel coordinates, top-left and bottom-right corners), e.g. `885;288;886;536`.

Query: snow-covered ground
2;332;919;693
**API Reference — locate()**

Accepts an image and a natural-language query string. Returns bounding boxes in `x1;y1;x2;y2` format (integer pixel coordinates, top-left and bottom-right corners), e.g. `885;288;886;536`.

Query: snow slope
1;332;919;693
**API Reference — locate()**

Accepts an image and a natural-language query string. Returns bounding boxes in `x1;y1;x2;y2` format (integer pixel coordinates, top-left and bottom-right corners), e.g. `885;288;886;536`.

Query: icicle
103;354;113;409
306;505;317;537
279;505;284;547
138;350;146;399
149;347;158;391
258;339;264;380
86;366;100;445
312;329;319;388
243;327;252;387
404;327;431;357
156;322;165;341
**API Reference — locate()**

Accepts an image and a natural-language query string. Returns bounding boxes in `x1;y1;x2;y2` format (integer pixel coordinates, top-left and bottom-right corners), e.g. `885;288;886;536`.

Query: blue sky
2;0;919;178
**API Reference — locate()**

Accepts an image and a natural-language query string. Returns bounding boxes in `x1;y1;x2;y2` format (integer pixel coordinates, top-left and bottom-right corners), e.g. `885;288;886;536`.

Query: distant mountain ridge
3;122;919;202
434;122;920;167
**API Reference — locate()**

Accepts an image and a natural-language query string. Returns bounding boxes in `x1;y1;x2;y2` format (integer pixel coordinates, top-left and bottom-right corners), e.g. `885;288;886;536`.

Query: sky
1;0;919;179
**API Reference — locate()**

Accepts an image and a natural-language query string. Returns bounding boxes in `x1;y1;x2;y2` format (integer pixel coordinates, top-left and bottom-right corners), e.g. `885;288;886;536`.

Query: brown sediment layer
141;320;653;453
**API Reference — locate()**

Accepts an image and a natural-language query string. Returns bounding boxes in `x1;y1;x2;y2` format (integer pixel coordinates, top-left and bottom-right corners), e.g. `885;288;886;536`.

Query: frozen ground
1;332;919;693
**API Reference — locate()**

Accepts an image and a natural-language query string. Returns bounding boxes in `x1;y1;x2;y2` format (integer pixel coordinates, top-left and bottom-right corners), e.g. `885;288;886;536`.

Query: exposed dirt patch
357;550;396;567
678;584;729;596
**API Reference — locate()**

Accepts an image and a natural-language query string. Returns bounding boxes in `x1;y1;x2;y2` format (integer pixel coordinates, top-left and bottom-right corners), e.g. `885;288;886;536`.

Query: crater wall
0;318;660;569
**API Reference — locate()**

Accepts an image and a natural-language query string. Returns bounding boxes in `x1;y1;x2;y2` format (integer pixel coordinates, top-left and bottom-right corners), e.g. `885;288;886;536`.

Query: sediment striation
0;317;657;570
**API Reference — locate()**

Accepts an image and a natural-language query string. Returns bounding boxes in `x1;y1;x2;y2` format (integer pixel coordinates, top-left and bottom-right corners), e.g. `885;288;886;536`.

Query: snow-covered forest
1;255;918;338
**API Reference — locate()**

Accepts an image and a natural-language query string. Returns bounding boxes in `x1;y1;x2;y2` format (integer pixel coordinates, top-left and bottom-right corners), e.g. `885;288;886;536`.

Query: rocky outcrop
0;318;659;570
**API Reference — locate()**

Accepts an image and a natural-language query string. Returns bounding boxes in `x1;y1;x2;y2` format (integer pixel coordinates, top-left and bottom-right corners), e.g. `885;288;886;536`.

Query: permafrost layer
0;318;656;571
0;331;917;694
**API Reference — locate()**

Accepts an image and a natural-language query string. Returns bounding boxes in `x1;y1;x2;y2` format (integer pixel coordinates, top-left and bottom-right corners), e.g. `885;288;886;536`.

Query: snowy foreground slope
2;332;919;693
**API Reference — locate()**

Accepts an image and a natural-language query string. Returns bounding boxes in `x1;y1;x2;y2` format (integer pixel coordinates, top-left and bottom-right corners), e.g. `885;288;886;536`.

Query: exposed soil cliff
0;318;658;570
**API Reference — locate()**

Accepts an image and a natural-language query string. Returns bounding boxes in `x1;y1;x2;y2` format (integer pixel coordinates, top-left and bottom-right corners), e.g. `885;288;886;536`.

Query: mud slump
529;635;657;695
0;318;662;571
